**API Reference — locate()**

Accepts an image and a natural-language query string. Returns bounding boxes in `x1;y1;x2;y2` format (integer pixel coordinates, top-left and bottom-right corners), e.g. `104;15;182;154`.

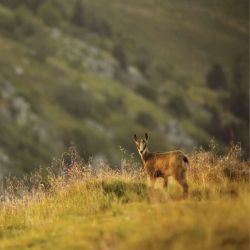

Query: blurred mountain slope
0;0;248;175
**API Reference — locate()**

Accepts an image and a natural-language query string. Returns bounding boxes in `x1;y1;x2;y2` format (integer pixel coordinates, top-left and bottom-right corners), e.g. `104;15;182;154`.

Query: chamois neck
141;149;151;163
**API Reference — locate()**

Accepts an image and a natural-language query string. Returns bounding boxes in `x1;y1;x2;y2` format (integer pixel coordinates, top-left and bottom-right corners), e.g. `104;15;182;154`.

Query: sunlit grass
0;144;249;249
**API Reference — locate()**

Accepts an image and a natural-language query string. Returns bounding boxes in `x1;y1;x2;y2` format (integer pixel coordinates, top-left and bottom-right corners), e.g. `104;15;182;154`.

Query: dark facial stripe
140;144;147;154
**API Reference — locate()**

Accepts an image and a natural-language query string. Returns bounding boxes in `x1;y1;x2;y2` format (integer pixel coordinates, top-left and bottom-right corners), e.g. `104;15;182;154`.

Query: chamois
133;133;189;198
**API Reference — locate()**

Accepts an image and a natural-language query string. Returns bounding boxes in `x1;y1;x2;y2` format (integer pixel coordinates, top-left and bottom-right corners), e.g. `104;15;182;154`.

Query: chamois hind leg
174;170;188;199
163;176;169;189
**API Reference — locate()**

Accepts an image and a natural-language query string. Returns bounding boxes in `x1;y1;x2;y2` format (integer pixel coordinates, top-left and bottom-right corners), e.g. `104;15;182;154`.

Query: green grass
1;197;248;249
85;0;248;80
0;1;248;176
0;180;248;249
0;145;249;249
0;32;171;170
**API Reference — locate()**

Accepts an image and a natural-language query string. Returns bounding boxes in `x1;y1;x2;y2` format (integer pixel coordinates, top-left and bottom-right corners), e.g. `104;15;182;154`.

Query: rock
0;148;10;179
92;154;107;170
14;66;24;75
126;65;146;89
11;97;30;126
86;119;113;138
164;120;194;149
50;28;62;39
82;46;117;78
0;82;15;99
0;83;57;145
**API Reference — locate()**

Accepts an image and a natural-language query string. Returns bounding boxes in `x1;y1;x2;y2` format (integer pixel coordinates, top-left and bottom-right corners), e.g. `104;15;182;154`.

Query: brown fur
134;133;189;198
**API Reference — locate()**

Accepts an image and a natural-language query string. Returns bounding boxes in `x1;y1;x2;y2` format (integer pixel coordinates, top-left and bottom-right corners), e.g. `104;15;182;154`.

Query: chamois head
133;133;149;156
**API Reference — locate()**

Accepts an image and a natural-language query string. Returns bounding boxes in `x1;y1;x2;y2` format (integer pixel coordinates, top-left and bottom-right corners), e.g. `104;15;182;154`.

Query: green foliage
206;63;228;90
32;32;57;61
101;180;148;203
0;0;248;176
55;85;95;119
71;0;85;27
168;94;190;118
87;14;112;37
135;84;158;102
1;0;45;12
62;127;103;159
105;94;127;113
0;119;57;175
202;56;248;154
13;6;44;38
229;56;248;123
37;1;62;27
112;42;128;71
0;6;15;34
134;48;151;77
0;0;23;10
136;112;157;129
71;0;112;38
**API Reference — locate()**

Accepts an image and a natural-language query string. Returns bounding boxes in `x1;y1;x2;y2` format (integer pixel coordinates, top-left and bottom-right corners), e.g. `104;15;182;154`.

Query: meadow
0;144;249;250
0;2;248;249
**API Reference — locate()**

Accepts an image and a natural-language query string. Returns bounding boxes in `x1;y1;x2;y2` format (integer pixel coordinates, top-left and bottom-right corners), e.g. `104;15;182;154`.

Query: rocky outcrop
164;120;194;150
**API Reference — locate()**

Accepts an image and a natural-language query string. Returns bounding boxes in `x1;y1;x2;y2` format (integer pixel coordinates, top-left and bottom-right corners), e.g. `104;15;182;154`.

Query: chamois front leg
163;176;169;189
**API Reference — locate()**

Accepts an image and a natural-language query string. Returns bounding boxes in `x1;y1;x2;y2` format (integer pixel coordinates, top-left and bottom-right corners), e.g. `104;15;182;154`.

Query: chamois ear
133;134;138;142
145;133;148;141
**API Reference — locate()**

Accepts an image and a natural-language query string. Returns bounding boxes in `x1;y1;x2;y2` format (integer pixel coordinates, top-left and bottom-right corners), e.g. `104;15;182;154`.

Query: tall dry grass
0;143;249;249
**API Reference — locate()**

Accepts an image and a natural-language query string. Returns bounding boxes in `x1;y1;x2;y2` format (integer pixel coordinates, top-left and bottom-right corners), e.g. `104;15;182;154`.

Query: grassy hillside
0;145;249;249
85;0;248;79
0;1;248;176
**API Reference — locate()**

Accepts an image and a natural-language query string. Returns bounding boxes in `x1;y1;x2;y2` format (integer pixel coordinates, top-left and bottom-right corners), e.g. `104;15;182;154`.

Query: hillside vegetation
0;0;248;176
0;145;249;249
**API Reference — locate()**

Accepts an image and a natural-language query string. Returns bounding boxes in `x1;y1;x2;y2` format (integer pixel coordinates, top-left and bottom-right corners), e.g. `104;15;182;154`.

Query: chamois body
134;133;189;198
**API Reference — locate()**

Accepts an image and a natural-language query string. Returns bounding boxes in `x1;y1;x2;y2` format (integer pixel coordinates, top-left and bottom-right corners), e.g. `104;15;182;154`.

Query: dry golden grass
0;144;249;249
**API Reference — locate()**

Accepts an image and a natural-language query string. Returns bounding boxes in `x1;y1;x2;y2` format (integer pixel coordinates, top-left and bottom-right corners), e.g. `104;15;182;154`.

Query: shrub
62;128;113;162
1;0;45;12
62;128;97;160
14;6;44;38
167;94;190;118
37;1;62;27
30;31;56;61
0;7;15;34
230;55;248;123
150;62;175;81
136;112;157;129
0;0;22;10
206;63;228;90
112;43;128;71
105;94;127;113
56;85;94;119
87;15;112;37
135;84;158;102
134;48;151;77
71;0;85;27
